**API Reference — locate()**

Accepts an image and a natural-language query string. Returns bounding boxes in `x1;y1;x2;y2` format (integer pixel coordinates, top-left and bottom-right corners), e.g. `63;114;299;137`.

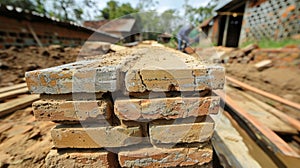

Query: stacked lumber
25;46;225;167
0;83;39;117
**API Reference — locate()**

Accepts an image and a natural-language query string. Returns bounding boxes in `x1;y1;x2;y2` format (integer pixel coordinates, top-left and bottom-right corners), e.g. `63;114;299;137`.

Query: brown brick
149;118;214;145
118;145;213;167
114;96;220;121
32;98;112;122
51;125;142;148
46;149;118;168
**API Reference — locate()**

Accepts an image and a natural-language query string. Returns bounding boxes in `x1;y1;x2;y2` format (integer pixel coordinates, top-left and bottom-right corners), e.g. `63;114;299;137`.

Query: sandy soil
0;45;299;167
0;46;81;87
0;106;55;167
226;63;300;103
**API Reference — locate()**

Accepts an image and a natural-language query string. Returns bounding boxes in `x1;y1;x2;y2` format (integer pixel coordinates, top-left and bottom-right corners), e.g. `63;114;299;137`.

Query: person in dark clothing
177;24;194;51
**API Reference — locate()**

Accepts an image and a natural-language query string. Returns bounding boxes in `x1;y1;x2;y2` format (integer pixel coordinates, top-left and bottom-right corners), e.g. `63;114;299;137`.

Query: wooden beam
225;86;298;134
222;15;230;46
0;83;27;94
226;76;300;110
213;112;263;168
214;90;300;158
27;23;43;47
238;90;300;132
0;87;29;101
0;94;39;117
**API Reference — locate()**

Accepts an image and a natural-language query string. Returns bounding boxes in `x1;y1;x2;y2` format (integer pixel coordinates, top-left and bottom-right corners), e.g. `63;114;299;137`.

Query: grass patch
241;38;300;48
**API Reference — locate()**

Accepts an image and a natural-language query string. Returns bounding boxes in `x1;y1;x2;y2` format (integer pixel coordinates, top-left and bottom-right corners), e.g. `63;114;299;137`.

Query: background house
84;18;141;43
200;0;300;47
0;4;119;49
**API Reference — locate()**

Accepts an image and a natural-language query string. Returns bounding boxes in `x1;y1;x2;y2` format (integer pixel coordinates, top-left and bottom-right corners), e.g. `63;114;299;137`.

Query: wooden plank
226;76;300;110
0;87;29;101
225;86;298;134
0;94;39;117
237;89;300;132
214;90;300;158
213;112;263;168
0;83;27;94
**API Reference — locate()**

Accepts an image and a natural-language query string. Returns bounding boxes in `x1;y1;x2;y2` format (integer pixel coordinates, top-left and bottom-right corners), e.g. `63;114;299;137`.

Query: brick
118;145;213;167
114;96;220;121
26;47;224;94
32;98;112;122
125;67;224;92
51;125;142;148
149;118;214;145
46;149;118;168
254;59;272;71
123;47;225;92
25;60;119;94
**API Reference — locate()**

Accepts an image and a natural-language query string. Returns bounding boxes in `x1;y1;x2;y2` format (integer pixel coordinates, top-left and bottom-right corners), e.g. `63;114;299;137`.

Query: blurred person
177;24;199;52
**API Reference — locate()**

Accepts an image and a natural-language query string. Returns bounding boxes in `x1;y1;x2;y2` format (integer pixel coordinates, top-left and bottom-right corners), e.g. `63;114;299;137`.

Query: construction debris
25;46;225;167
254;60;273;71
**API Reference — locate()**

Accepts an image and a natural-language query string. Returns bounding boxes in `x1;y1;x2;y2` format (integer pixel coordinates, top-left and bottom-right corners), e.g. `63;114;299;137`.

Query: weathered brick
149;118;214;145
32;98;112;122
46;149;118;168
26;47;224;94
25;60;119;94
123;47;225;92
118;145;213;167
114;96;220;121
51;125;142;148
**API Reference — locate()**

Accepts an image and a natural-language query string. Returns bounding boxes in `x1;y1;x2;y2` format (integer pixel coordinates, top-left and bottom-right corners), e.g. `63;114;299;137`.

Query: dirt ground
0;46;81;87
0;106;55;167
226;63;300;103
0;45;82;167
0;45;299;167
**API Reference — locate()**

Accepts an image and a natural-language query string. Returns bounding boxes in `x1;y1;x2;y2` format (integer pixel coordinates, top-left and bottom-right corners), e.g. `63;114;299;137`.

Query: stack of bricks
25;46;225;167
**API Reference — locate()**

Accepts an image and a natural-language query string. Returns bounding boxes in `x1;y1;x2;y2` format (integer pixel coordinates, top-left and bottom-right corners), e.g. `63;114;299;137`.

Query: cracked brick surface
51;125;142;148
26;46;224;94
114;96;220;121
118;145;213;167
149;118;214;145
32;98;112;122
46;149;118;168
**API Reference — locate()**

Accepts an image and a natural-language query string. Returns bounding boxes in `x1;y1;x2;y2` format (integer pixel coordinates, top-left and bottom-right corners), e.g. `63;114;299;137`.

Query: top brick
25;46;225;94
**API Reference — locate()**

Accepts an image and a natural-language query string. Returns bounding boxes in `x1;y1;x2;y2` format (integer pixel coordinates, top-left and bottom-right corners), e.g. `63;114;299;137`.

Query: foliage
0;0;96;22
240;39;300;48
136;0;158;11
50;0;95;22
183;0;220;24
99;0;138;20
0;0;36;11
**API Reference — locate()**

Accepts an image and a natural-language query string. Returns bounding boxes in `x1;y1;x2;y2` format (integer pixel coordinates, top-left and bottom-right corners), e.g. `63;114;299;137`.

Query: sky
84;0;211;20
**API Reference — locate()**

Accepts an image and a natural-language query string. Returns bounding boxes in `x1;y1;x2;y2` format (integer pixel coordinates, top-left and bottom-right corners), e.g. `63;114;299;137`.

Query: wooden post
27;23;43;47
222;15;230;46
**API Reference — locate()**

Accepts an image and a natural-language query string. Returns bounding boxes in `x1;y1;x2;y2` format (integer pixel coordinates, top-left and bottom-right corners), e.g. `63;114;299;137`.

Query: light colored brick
150;118;214;145
32;98;112;122
118;145;213;167
51;125;142;148
46;149;118;168
123;47;225;92
114;97;220;121
26;47;224;94
25;60;119;94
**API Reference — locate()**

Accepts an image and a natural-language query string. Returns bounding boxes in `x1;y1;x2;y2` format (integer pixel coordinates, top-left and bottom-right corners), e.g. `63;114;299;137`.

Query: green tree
99;0;138;20
183;0;220;24
0;0;36;11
